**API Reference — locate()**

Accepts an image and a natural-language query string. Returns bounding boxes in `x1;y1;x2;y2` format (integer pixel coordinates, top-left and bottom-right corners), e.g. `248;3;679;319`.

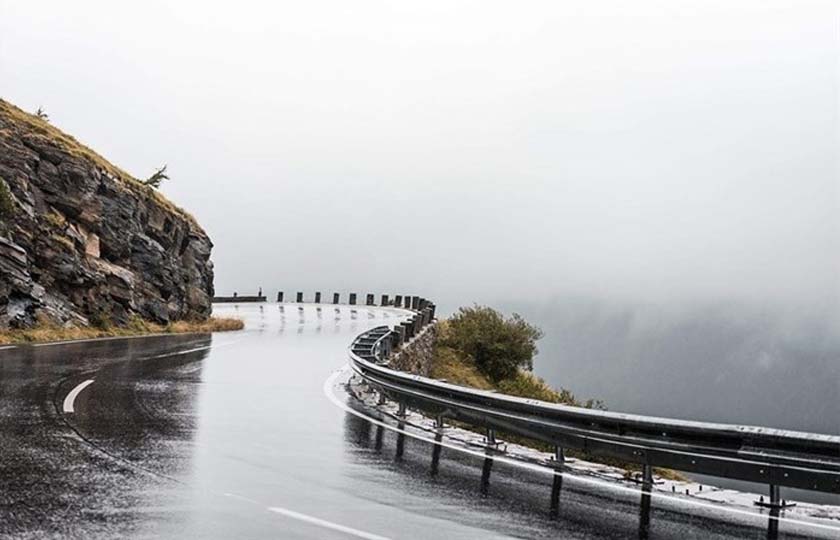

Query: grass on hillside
0;315;244;345
0;99;198;227
430;334;685;481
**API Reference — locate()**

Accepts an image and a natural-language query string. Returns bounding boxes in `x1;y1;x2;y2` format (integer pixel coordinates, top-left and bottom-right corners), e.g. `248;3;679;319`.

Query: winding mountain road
0;304;831;538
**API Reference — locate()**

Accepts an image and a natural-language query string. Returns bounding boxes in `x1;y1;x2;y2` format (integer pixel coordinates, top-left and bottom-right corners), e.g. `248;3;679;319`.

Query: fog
1;0;836;309
1;1;838;429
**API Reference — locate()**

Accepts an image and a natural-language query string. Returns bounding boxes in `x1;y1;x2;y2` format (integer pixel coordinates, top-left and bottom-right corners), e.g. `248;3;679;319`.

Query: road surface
0;304;832;538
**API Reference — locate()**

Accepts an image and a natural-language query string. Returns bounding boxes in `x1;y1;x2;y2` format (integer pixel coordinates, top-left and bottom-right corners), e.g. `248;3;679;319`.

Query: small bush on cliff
88;310;112;330
0;178;14;219
441;305;543;382
143;165;169;189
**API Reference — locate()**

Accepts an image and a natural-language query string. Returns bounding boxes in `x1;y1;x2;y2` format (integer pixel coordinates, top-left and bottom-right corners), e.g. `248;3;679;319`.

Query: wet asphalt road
0;303;833;539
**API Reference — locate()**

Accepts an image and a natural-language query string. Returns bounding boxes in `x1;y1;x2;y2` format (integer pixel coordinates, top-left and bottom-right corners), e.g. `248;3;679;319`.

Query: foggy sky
1;1;837;313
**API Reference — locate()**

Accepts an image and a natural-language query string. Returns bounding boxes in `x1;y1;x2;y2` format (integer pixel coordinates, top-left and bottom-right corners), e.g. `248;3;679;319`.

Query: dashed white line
63;379;95;413
267;506;392;540
222;493;392;539
33;333;175;347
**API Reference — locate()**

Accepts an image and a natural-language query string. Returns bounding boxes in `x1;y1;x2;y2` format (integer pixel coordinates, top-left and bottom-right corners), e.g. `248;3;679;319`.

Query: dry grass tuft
429;334;687;481
168;317;245;333
0;99;199;228
0;316;244;345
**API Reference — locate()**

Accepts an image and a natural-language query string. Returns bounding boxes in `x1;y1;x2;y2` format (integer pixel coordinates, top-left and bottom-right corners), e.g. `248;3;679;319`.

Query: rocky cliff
0;99;214;328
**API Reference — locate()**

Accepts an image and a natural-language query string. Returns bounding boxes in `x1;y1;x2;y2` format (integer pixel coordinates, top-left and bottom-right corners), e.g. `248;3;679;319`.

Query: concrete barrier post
394;295;402;307
411;296;420;310
296;292;303;303
394;325;405;346
333;292;340;304
404;295;412;308
381;294;389;306
277;291;284;302
429;303;436;321
366;293;375;306
314;291;321;303
349;293;357;305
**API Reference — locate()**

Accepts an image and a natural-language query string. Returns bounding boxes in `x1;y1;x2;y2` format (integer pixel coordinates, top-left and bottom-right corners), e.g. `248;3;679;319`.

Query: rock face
0;100;214;328
390;324;437;376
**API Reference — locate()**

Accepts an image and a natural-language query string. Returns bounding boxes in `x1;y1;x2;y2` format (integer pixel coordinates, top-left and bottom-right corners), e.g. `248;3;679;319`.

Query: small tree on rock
143;165;169;189
442;305;543;382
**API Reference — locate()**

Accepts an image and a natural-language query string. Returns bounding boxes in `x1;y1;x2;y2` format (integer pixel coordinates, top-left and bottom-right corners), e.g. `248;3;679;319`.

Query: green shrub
441;305;543;382
88;310;112;330
143;164;169;189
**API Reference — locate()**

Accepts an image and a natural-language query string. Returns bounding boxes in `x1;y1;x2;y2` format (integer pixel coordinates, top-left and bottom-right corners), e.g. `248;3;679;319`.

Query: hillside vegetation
0;315;243;345
431;306;683;480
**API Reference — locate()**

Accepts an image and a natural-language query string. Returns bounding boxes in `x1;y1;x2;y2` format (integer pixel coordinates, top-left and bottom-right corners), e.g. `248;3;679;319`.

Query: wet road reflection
0;303;832;538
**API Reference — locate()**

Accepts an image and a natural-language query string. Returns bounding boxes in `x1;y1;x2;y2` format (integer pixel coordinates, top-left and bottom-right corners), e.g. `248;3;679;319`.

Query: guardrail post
550;447;565;516
394;295;402;307
431;432;443;476
481;453;493;495
349;293;357;305
296;292;303;303
394;325;405;346
638;464;653;538
333;292;340;304
381;294;389;306
411;296;420;310
374;425;384;452
366;293;375;306
314;291;321;303
395;403;406;460
277;291;284;302
402;321;413;340
403;295;412;308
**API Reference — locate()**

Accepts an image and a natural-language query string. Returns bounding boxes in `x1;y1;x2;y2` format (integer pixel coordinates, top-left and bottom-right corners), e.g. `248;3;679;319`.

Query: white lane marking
323;366;840;535
33;331;244;348
267;506;392;540
34;333;176;347
0;345;16;351
60;340;238;415
63;379;95;413
223;493;393;539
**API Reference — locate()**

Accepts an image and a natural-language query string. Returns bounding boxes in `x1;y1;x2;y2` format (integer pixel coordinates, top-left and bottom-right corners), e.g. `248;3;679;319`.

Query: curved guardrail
349;319;840;503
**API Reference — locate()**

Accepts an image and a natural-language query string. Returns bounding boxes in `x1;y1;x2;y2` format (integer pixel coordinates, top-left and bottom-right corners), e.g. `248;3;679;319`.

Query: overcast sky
1;1;837;313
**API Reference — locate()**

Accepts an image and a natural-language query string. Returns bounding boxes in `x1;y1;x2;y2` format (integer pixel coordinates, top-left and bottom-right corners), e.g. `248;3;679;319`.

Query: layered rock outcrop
0;99;214;328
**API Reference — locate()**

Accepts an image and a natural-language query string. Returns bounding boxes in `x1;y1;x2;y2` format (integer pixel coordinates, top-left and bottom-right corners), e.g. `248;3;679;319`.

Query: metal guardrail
348;322;840;506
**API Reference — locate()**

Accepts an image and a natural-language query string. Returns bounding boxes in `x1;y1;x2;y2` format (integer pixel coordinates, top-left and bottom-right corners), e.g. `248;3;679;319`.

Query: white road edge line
267;506;392;540
63;379;95;413
323;365;840;535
